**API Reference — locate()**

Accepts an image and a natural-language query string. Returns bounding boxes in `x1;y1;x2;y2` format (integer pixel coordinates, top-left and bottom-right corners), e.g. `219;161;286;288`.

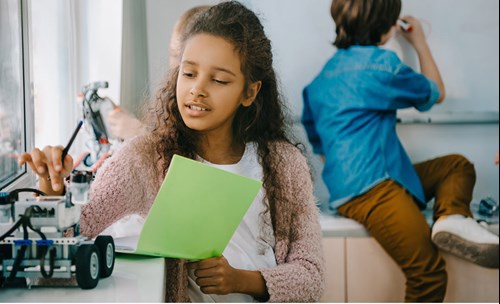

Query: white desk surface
0;254;164;302
320;210;499;237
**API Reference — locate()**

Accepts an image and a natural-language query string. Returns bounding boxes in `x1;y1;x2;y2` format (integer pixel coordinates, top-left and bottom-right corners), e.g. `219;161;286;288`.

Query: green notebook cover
133;154;262;260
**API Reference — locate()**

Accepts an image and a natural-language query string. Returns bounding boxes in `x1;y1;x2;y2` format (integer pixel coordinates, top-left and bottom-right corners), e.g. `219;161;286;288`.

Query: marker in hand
61;120;83;163
397;19;413;32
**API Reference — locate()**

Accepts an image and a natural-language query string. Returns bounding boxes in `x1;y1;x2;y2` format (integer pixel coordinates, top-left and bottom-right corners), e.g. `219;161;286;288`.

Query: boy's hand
398;15;427;49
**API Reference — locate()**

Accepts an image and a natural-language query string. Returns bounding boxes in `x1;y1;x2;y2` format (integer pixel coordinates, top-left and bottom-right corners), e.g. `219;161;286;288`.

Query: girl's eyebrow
182;60;237;77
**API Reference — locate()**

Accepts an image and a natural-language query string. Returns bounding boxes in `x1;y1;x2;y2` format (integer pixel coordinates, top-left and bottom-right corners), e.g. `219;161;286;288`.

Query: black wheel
94;235;115;278
0;244;10;284
75;244;100;289
0;244;11;259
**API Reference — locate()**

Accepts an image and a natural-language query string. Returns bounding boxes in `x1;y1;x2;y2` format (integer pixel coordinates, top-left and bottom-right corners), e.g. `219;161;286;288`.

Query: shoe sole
433;231;499;268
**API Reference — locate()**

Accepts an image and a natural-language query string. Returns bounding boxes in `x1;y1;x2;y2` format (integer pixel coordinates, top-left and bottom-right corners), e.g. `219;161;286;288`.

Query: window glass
0;0;25;189
31;0;78;149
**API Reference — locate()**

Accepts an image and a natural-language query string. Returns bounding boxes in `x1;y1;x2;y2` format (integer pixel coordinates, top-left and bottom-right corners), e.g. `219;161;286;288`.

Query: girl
19;1;325;302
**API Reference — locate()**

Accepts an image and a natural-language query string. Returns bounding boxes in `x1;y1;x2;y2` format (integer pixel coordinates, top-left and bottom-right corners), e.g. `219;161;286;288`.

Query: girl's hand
18;146;74;195
187;256;239;295
187;256;269;299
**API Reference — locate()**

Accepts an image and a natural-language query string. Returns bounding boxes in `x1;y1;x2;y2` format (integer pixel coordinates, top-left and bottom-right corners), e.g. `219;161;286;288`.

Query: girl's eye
213;79;229;85
182;72;194;78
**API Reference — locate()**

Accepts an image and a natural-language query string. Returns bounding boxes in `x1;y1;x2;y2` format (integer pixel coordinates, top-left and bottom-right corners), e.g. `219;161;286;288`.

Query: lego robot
0;170;115;289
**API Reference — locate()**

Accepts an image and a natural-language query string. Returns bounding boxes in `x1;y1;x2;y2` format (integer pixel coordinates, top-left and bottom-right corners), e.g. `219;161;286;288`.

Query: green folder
117;154;262;260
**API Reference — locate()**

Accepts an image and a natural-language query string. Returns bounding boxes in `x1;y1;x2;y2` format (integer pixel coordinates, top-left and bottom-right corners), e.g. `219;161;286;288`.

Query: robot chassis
0;171;115;289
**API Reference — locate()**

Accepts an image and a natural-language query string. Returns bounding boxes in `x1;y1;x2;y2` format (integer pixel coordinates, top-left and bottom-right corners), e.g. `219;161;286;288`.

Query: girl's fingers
49;145;64;172
18;153;38;173
193;267;217;278
195;277;217;287
17;146;71;185
31;148;48;174
200;286;218;295
63;154;74;173
18;152;31;166
192;257;221;270
46;162;63;191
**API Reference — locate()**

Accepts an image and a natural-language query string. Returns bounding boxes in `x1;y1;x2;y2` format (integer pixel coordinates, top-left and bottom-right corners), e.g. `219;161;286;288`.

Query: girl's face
176;33;260;138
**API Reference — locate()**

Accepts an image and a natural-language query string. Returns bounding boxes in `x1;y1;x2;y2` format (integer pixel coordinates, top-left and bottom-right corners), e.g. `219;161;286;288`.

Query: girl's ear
241;81;262;107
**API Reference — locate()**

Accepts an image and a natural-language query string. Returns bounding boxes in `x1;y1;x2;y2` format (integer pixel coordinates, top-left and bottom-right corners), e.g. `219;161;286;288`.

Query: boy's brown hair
330;0;401;49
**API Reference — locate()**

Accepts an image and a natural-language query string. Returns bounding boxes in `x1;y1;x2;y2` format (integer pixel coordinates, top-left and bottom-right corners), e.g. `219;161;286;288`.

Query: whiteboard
388;0;499;114
240;0;499;118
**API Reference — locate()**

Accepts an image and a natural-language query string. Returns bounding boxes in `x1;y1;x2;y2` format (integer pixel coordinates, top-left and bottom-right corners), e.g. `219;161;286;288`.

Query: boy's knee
445;154;475;174
445;153;471;166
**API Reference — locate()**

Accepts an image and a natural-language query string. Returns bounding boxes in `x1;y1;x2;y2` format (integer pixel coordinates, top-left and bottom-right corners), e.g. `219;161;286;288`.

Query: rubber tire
94;235;115;278
75;244;100;289
0;244;11;284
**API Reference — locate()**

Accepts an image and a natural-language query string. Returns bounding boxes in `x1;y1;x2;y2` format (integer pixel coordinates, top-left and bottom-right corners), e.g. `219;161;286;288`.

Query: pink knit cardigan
80;135;325;302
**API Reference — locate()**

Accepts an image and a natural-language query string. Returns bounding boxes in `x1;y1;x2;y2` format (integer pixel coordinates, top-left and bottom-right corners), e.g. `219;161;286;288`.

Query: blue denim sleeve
302;88;324;155
388;63;440;112
414;79;440;112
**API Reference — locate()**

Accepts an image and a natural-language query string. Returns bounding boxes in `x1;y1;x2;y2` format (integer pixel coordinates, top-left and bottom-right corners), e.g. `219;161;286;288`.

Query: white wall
145;0;219;94
145;0;499;206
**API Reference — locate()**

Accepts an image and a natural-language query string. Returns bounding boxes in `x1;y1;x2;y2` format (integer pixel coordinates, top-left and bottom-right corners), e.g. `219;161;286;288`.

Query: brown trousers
337;154;475;302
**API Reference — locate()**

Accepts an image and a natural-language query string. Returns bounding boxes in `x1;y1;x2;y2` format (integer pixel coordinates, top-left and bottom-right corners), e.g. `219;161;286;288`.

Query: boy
302;0;499;301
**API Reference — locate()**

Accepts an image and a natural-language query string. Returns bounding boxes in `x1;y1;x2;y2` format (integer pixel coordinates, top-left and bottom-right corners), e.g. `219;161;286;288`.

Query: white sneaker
431;214;499;268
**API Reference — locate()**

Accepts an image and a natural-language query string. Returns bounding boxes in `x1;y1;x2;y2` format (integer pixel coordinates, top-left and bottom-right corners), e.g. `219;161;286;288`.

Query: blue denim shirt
302;46;440;210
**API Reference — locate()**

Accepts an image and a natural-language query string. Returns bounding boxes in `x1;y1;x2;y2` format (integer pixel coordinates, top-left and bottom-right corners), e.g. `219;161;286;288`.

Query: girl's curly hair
147;1;299;238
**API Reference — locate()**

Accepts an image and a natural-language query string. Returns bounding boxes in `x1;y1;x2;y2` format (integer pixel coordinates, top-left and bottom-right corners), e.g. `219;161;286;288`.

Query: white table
1;254;165;302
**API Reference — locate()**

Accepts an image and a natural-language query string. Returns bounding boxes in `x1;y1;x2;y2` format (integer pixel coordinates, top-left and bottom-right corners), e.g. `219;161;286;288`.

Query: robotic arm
79;81;115;170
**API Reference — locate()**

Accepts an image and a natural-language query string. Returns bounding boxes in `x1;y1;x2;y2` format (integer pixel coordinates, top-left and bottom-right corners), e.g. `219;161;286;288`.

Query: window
30;0;122;163
31;0;79;149
1;0;125;192
0;0;34;191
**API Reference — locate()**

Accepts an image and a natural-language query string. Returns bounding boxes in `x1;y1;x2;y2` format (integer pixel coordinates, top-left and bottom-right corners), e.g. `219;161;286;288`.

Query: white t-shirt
188;142;277;303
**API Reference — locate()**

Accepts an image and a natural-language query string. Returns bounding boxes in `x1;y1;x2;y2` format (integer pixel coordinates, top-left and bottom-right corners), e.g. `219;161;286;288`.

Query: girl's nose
189;84;207;98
